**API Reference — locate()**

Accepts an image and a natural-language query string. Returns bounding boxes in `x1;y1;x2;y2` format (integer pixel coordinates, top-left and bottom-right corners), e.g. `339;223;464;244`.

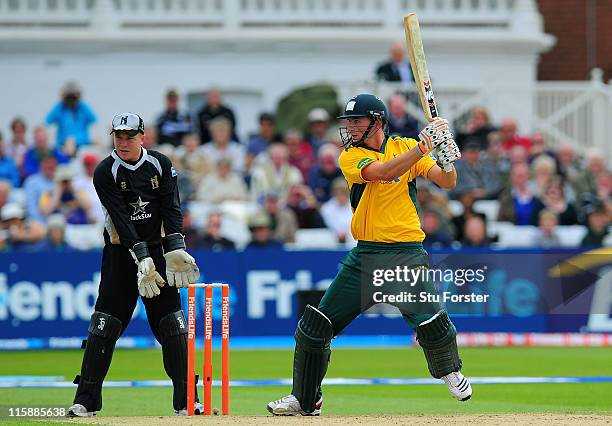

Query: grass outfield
0;347;611;419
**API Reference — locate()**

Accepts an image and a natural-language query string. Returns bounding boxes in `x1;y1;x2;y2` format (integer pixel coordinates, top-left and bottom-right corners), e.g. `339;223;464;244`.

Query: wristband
131;241;150;261
162;233;186;253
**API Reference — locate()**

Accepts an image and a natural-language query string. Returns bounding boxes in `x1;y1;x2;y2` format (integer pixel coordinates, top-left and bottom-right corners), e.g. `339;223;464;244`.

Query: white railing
340;69;612;162
0;0;537;32
535;68;611;160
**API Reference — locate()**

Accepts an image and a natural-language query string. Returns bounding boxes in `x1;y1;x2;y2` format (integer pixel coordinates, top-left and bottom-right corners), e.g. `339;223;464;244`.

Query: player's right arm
92;162;143;251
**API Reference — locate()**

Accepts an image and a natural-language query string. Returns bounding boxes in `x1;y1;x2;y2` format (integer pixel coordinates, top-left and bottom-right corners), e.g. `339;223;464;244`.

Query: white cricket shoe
267;394;322;416
67;403;96;417
174;401;204;416
442;371;472;401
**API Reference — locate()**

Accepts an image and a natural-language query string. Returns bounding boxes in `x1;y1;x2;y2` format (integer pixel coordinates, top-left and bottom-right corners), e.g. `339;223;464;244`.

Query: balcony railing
0;0;539;33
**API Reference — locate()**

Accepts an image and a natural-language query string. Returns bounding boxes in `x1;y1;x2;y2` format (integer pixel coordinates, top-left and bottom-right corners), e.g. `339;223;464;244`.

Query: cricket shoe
442;371;472;401
267;394;322;416
174;401;204;416
67;403;96;417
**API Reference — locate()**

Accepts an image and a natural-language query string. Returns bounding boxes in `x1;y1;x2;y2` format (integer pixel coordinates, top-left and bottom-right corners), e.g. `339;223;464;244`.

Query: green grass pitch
0;346;611;418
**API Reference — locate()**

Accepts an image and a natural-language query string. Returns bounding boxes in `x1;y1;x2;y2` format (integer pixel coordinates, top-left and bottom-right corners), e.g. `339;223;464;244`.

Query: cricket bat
404;13;452;171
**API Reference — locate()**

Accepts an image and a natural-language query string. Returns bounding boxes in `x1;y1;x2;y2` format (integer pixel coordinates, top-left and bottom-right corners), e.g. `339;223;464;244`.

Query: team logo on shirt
151;175;159;189
357;158;373;169
120;181;128;191
130;196;152;221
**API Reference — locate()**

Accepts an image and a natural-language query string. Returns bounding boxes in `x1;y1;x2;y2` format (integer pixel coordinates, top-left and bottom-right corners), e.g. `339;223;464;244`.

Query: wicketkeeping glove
417;117;453;155
130;242;166;299
162;233;200;288
164;249;200;287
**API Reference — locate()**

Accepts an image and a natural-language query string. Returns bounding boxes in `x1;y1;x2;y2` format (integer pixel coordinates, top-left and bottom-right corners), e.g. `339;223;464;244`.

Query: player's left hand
164;249;200;287
436;139;461;167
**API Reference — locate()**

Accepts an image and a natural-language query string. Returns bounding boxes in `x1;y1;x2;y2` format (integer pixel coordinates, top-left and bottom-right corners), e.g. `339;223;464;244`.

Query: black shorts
94;243;182;341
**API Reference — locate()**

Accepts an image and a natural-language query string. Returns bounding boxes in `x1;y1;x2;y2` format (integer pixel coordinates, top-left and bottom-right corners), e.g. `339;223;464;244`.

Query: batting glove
417;118;453;155
436;139;462;167
162;233;200;288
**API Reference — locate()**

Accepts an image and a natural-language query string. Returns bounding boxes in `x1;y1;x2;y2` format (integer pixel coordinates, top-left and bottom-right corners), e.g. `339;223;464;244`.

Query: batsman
267;94;470;416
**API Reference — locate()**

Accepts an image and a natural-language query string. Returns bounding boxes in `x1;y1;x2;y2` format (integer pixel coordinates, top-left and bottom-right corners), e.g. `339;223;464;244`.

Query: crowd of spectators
0;76;610;252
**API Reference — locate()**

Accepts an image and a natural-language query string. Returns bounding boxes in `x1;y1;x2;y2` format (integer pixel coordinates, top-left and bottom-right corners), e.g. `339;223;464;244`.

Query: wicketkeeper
68;113;201;417
268;94;470;416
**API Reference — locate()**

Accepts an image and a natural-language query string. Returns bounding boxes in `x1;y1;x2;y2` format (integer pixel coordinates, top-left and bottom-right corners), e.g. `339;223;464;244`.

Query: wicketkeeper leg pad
73;311;123;411
159;310;190;411
291;305;334;413
416;310;462;379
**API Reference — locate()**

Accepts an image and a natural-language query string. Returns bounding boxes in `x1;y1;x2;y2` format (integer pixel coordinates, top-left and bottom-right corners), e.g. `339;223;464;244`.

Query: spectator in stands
22;126;69;180
143;126;158;150
196;211;236;251
45;81;96;152
285;129;315;184
500;118;531;153
509;144;529;165
182;209;199;249
196;158;248;204
416;182;455;239
497;162;544;226
23;155;57;223
556;142;581;185
39;165;93;225
531;155;558;198
157;144;193;205
375;41;413;87
595;173;611;211
541;177;578;225
422;211;452;248
305;108;332;154
387;94;419;140
532;209;561;248
462;216;490;247
285;184;324;229
309;144;342;203
197;88;239;144
246;211;283;249
450;141;502;200
0;133;20;187
7;117;28;172
251;143;303;203
175;133;211;187
0;181;11;210
320;178;352;243
31;213;76;252
528;132;558;168
201;117;245;173
156;89;192;146
0;203;45;251
246;113;282;172
452;190;487;242
581;202;609;247
73;153;104;224
263;192;298;244
482;132;510;181
456;106;496;150
573;150;607;202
